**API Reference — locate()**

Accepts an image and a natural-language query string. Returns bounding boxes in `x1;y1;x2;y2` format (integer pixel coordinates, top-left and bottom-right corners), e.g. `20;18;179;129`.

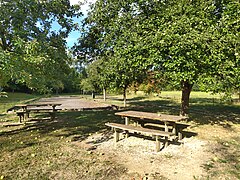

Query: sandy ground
75;131;212;180
36;96;112;110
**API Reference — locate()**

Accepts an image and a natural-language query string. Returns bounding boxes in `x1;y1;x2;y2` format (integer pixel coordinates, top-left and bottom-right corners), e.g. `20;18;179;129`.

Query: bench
143;122;190;140
105;122;175;152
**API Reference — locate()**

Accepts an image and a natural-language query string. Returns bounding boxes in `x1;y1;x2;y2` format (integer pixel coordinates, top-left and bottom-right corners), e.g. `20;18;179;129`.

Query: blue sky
51;0;96;48
66;0;96;48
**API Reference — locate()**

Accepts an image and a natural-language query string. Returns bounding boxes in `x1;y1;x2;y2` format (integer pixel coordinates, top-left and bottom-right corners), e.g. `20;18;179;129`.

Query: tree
0;0;82;92
76;0;149;106
81;0;239;115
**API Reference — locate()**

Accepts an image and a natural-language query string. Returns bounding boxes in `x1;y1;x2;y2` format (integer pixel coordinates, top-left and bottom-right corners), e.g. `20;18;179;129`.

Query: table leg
164;136;169;147
178;131;183;140
172;123;176;135
164;122;168;132
156;136;160;152
124;117;129;137
114;129;120;142
125;117;129;125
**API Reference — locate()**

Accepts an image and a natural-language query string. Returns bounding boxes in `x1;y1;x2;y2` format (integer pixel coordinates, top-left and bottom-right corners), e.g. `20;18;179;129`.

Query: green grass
0;92;41;114
0;91;239;179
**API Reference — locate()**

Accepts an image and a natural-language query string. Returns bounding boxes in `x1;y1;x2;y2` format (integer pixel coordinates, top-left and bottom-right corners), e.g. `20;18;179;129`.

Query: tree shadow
127;98;181;115
1;97;239;152
0;110;123;152
126;97;240;126
189;104;240;125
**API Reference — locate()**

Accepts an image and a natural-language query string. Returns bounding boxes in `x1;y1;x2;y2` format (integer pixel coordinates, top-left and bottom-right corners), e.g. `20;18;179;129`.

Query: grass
0;91;239;179
0;93;41;114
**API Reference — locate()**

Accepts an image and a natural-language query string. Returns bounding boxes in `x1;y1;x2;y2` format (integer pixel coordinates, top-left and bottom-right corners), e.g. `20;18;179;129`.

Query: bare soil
37;96;112;110
74;130;212;180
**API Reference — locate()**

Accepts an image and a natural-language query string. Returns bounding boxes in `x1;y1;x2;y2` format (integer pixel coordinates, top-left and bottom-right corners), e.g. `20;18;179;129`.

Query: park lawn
0;92;239;179
0;93;42;114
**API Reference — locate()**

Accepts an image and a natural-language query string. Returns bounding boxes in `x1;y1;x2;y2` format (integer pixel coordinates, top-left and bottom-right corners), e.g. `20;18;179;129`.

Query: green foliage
0;0;82;92
76;0;240;113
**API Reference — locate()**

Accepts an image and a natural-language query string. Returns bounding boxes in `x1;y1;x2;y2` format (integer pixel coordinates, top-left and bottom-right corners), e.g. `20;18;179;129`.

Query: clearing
0;93;239;179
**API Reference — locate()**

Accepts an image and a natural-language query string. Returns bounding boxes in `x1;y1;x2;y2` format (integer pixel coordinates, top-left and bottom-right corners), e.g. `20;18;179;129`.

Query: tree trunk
123;87;127;107
103;88;106;101
92;91;95;99
180;80;193;116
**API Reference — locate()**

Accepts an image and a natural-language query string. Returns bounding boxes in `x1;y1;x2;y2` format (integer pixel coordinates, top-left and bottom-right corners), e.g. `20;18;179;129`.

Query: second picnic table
115;110;188;139
15;103;62;122
105;110;189;152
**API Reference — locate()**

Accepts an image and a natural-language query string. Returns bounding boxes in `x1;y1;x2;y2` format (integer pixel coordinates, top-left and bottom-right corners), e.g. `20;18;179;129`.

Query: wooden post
178;131;183;140
114;129;119;148
164;136;169;147
156;136;160;152
172;123;176;135
164;122;168;132
125;117;129;125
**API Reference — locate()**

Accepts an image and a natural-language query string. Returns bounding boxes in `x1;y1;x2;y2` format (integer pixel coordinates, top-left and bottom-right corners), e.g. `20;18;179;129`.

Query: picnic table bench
15;103;61;123
105;110;189;152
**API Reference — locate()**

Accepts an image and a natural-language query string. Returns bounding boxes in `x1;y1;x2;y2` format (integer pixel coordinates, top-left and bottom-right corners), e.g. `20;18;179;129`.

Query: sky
65;0;96;48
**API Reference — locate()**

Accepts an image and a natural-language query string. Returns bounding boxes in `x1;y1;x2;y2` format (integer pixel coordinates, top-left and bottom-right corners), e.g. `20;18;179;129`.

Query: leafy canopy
0;0;82;92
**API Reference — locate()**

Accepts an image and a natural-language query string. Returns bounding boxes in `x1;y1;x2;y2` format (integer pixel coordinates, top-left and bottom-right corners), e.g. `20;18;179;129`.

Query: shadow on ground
1;96;239;152
126;96;240;126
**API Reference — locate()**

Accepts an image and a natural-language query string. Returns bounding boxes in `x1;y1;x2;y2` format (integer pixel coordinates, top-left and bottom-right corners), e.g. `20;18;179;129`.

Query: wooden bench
105;122;175;152
143;122;190;140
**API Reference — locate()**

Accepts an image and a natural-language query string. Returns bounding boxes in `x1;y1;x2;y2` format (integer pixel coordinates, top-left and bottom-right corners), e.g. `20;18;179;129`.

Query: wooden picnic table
115;110;188;139
15;103;61;110
15;103;62;122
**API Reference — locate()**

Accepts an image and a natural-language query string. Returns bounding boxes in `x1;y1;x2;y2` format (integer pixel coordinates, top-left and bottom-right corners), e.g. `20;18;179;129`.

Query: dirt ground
72;130;211;180
37;96;112;110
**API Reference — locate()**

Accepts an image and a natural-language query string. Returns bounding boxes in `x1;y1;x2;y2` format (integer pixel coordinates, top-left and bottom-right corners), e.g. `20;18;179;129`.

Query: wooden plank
156;136;160;152
26;103;61;107
115;110;188;122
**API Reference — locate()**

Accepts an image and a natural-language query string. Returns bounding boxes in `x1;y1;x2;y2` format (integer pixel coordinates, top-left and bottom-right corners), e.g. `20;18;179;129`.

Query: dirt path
36;96;113;110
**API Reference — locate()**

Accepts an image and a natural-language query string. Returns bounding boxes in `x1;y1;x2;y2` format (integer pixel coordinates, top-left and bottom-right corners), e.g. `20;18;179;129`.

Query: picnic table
15;103;62;122
115;110;188;138
105;110;189;152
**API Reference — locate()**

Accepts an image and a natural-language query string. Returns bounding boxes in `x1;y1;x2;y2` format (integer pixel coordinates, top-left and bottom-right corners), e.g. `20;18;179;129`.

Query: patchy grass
0;110;126;179
0;93;41;114
0;92;239;179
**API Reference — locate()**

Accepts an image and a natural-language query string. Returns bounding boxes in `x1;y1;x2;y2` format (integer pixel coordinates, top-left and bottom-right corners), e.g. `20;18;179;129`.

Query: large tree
0;0;81;92
78;0;239;115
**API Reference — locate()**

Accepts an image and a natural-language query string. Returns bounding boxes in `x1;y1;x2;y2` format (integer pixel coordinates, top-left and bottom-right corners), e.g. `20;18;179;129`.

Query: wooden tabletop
115;110;188;122
15;103;62;107
26;103;62;107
